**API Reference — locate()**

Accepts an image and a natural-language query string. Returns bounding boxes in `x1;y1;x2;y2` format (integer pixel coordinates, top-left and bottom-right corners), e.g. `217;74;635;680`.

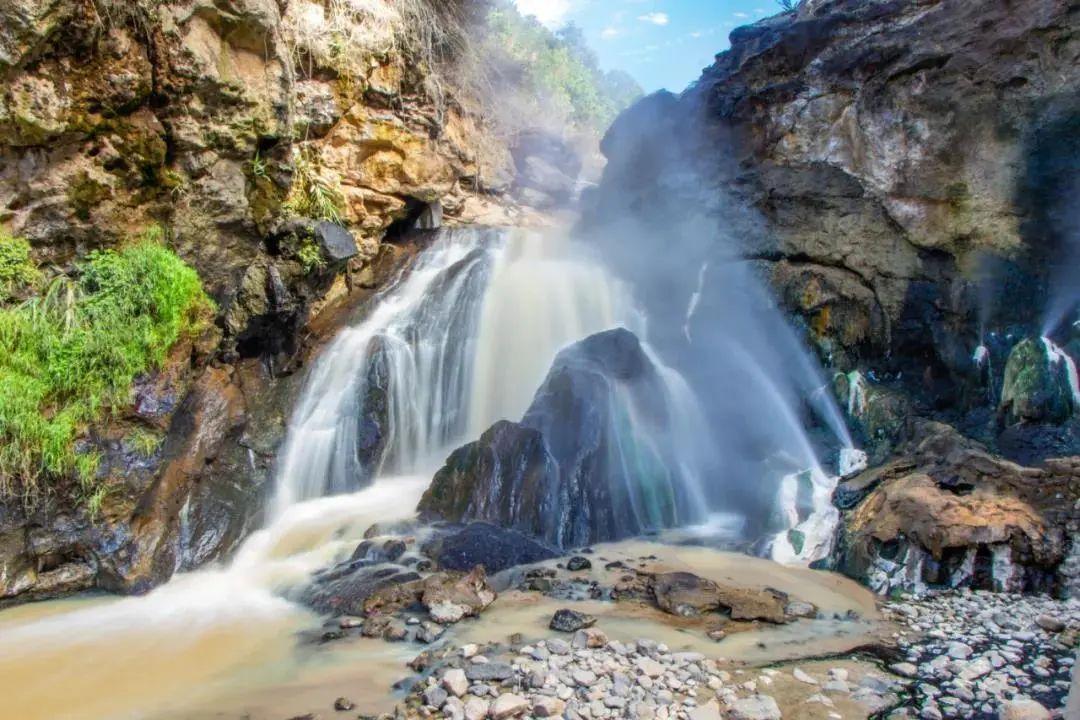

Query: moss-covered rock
999;338;1075;425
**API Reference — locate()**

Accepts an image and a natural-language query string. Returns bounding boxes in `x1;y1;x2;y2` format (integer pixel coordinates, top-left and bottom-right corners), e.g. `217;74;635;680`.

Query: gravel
882;588;1079;719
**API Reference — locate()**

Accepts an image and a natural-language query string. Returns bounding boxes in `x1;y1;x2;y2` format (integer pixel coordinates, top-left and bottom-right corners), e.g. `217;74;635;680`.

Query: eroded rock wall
0;0;514;604
587;0;1078;385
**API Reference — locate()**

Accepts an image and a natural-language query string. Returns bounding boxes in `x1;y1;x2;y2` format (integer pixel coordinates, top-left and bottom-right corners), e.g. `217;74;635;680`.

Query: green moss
0;231;213;503
67;173;112;221
0;233;41;302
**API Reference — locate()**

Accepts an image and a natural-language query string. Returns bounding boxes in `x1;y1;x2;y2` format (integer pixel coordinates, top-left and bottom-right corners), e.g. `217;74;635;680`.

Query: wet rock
728;694;782;720
567;556;592;571
1000;339;1075;425
785;600;816;618
488;693;527;720
835;421;1072;595
416;621;445;644
549;608;597;632
421;523;560;575
650;572;789;624
333;697;355;711
419;329;703;548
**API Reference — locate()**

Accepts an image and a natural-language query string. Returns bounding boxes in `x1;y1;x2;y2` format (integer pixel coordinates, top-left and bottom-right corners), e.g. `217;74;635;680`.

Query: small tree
777;0;799;12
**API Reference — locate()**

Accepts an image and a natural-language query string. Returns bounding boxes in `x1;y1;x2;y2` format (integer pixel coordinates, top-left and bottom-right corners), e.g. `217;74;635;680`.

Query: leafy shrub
297;239;326;274
0;233;41;302
0;235;213;504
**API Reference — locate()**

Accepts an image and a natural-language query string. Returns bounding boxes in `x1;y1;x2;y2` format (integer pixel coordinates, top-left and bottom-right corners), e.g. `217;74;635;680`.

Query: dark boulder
421;523;560;574
418;329;704;548
549;608;596;633
314;221;359;263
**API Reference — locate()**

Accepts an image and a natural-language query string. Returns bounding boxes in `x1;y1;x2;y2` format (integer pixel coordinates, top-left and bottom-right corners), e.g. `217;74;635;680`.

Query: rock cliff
585;0;1080;594
0;0;514;604
586;0;1078;386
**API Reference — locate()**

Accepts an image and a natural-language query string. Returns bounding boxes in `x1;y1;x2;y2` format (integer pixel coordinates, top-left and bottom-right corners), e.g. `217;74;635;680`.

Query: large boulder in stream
418;329;702;548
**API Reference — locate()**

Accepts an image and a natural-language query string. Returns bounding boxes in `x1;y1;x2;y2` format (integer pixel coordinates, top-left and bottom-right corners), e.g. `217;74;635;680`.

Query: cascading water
1041;336;1080;411
273;227;643;514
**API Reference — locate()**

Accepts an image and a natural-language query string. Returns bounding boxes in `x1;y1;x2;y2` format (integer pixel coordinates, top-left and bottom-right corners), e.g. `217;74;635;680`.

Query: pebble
883;589;1078;717
442;669;468;698
490;693;528;719
727;694;782;720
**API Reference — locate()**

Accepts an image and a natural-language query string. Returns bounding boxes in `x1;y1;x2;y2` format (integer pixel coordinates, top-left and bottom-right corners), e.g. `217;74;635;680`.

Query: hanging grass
0;234;214;505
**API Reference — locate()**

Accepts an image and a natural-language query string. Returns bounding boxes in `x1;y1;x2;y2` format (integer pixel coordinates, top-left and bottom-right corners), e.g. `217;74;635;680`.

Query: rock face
833;422;1079;595
419;328;704;548
0;0;513;605
585;0;1079;395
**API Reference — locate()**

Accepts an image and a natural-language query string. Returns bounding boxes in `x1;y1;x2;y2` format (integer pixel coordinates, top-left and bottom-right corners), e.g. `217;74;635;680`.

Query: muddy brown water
0;533;886;720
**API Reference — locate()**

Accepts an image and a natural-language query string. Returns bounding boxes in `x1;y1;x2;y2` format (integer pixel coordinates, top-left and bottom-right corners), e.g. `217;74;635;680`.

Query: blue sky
513;0;780;93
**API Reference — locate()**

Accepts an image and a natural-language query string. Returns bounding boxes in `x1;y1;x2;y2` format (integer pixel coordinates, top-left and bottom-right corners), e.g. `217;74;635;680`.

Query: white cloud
734;12;750;19
638;12;669;26
601;27;621;39
514;0;572;28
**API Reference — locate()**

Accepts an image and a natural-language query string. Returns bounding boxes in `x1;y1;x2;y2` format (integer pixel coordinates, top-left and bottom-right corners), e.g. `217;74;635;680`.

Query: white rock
636;658;665;679
688;699;722;720
429;601;468;624
793;667;818;685
998;699;1051;720
442;668;468;698
463;696;488;720
490;693;529;720
727;694;782;720
533;697;566;718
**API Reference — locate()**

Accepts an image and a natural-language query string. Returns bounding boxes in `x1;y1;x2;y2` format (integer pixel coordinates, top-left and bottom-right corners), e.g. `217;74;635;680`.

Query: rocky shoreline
288;588;1078;720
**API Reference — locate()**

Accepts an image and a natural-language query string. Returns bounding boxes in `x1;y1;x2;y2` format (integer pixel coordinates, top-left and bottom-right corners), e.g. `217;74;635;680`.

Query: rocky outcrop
586;0;1080;401
419;328;705;548
833;422;1080;596
0;0;514;605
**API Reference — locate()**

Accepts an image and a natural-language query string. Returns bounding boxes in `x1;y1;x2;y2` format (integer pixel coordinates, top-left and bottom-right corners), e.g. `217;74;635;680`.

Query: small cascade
1040;336;1080;411
271;229;496;514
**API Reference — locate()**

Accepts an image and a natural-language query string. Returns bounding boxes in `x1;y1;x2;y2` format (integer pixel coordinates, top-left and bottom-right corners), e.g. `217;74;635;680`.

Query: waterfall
1041;336;1080;410
271;229;496;514
273;227;642;516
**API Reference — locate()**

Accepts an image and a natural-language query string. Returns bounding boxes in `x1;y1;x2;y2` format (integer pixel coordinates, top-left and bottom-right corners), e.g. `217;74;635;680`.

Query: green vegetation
0;232;213;503
297;239;326;274
126;427;162;458
283;148;345;223
0;233;41;302
479;4;643;133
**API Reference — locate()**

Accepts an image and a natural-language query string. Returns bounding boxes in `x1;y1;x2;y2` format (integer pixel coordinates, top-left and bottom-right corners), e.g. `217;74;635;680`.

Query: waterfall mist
1041;174;1080;338
579;91;854;557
